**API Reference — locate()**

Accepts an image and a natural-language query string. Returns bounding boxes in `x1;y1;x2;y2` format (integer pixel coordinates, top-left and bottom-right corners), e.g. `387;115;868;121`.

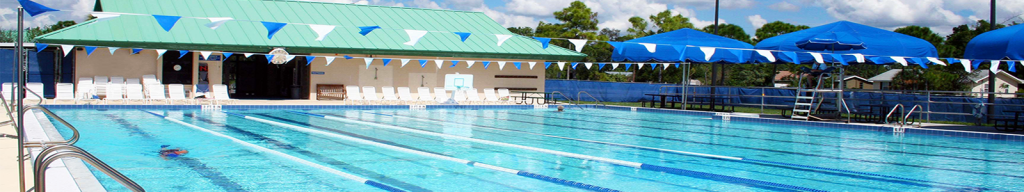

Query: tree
894;25;944;48
1;20;78;43
649;10;694;33
752;21;809;43
944;20;1005;58
599;28;623;41
507;27;534;37
701;24;752;44
553;1;599;32
536;1;609;80
623;16;652;40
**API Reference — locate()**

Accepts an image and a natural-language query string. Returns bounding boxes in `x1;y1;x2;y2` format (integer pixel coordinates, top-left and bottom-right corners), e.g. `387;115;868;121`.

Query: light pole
15;7;26;192
986;0;996;123
710;0;720;111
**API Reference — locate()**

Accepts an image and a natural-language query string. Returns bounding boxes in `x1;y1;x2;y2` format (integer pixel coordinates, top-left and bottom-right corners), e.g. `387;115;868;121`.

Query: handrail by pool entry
289;110;828;192
576;91;605;106
548;91;581;110
0;92;15;127
903;105;924;128
34;145;144;192
23;106;80;145
884;104;905;125
223;111;619;192
840;99;852;123
141;110;407;192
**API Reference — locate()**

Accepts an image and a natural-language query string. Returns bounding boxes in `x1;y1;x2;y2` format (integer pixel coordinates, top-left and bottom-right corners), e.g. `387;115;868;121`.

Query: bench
316;84;346;100
992;118;1023;132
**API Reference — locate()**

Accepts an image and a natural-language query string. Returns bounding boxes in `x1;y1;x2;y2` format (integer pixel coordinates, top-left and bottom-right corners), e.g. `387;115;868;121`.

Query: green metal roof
36;0;585;61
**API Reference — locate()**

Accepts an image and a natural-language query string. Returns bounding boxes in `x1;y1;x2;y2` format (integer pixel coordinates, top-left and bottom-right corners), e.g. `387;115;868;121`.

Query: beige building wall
73;48;160;84
308;54;547;100
970;73;1021;98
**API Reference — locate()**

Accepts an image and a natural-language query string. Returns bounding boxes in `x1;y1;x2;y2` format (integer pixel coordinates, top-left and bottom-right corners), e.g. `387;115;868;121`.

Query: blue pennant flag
454;32;471;42
132;48;143;54
608;42;625;54
305;56;316;66
598;63;606;70
781;52;798;63
84;46;97;56
343;55;353;59
358;26;381;36
571;63;579;69
1008;61;1017;72
532;37;551;49
419;60;428;68
624;64;632;70
152;15;182;32
265;55;275;64
675;63;680;68
545;62;552;69
727;49;745;63
513;62;521;69
261;22;287;40
382;59;392;67
946;58;959;64
35;43;48;53
482;61;491;69
222;52;233;59
972;60;983;69
672;45;687;60
829;54;848;65
18;0;59;17
450;60;460;68
178;50;189;59
909;57;927;69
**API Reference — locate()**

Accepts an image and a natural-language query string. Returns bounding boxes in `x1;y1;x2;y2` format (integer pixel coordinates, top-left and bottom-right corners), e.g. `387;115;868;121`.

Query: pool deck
0;113;32;192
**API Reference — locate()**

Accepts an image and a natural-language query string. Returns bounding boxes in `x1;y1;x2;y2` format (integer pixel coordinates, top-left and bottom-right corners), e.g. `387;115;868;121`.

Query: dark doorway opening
162;52;193;84
222;55;309;99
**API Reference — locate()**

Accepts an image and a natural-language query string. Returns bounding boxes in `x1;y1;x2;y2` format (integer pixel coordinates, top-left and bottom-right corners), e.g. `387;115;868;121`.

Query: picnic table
511;91;555;105
685;96;735;112
643;93;683;108
993;109;1024;132
854;104;889;123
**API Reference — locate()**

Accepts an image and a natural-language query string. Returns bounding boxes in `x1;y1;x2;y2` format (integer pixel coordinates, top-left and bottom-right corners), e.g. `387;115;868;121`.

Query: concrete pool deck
0;113;33;192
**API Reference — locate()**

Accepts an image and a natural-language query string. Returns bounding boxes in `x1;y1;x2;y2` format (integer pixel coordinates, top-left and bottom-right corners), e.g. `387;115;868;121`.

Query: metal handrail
884;104;905;124
840;99;852;123
903;105;924;127
576;91;606;106
34;145;144;192
549;91;574;104
23;106;79;145
0;92;16;127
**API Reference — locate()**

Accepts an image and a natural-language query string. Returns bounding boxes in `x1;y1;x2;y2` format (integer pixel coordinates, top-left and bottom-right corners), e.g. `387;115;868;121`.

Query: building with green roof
37;0;584;99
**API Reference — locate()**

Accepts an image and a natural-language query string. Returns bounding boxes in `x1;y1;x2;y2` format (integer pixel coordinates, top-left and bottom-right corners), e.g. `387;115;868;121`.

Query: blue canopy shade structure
754;21;939;65
611;28;754;63
964;24;1024;60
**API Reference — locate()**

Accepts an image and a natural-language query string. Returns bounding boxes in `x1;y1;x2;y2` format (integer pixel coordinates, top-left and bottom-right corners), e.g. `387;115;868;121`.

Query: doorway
222;55;309;99
162;52;193;84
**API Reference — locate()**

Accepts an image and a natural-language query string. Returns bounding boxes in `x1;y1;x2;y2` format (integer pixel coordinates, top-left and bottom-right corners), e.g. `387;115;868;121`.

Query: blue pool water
42;107;1024;191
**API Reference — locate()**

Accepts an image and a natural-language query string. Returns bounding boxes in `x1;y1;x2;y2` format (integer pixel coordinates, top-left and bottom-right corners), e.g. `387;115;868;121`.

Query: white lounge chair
104;84;125;104
381;86;399;105
126;78;140;85
94;76;108;97
146;84;168;104
417;87;434;102
125;84;146;104
1;83;14;103
362;86;380;105
483;88;500;104
345;85;363;105
142;74;160;85
453;89;467;102
497;88;512;104
467;88;482;105
211;84;235;105
54;83;75;104
434;87;449;102
109;77;125;99
25;83;45;103
75;78;97;103
397;87;415;104
167;84;190;105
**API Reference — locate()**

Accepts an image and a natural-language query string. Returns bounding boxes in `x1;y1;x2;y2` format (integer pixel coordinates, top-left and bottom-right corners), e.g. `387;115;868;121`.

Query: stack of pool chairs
342;86;513;105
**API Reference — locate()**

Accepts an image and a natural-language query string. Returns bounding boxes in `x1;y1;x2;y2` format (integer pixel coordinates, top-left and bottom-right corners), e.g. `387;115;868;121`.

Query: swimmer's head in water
557;105;564;111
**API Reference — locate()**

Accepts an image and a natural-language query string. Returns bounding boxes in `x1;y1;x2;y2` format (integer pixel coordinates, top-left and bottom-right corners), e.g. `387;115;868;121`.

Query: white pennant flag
639;43;657;53
200;51;212;60
90;13;121;24
434;60;444;69
568;39;588;52
663;63;670;70
324;56;336;66
756;50;776;62
960;59;972;73
891;56;908;66
309;24;336;41
990;60;1000;72
699;47;716;61
205;17;233;30
155;49;167;59
243;53;254;58
926;57;946;66
285;55;296;63
466;61;476;68
495;34;513;47
810;53;824;64
107;47;119;55
400;59;410;68
528;62;536;70
557;62;566;71
498;61;507;70
584;63;593;69
852;54;865;63
60;45;74;57
611;63;619;70
403;30;429;46
638;63;646;69
364;58;374;69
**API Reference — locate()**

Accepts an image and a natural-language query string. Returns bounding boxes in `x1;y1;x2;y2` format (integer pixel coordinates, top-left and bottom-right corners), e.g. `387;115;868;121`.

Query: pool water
43;108;1024;191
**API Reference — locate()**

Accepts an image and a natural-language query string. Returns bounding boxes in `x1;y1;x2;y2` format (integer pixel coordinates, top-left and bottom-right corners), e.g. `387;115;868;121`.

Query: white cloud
472;6;538;27
670;7;725;29
747;14;767;29
817;0;966;31
0;0;92;30
768;1;800;12
408;0;444;9
654;0;756;9
504;0;575;17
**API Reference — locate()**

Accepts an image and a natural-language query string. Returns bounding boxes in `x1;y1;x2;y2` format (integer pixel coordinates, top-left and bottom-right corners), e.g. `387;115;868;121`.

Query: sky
2;0;1023;38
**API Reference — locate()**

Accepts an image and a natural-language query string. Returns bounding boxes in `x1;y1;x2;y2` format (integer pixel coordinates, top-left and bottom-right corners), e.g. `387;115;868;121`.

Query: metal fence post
926;90;932;123
760;87;765;114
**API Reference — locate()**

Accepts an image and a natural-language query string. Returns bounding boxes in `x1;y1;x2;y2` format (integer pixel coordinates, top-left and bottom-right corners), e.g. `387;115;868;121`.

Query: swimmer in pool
159;145;189;160
556;105;564;112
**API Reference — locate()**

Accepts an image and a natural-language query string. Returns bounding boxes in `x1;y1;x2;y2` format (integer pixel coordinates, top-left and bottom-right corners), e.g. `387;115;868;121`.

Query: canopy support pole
710;0;720;112
986;0;996;124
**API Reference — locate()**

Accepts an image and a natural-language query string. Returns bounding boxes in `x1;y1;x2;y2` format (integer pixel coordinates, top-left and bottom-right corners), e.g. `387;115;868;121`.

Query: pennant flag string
305;56;316;66
262;21;288;39
454;32;472;42
18;0;59;17
152;15;182;32
309;24;336;41
84;46;97;56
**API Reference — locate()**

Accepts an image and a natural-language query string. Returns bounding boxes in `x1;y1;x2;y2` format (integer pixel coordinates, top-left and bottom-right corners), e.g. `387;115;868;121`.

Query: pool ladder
884;104;924;133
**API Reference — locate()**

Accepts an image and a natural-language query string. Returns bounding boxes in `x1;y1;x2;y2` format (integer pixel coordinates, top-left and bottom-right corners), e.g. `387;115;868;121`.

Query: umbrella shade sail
611;28;755;63
754;21;938;64
964;24;1024;60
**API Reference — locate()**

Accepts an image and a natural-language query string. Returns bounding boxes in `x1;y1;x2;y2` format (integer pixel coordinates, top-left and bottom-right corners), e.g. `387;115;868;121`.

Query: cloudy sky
2;0;1022;37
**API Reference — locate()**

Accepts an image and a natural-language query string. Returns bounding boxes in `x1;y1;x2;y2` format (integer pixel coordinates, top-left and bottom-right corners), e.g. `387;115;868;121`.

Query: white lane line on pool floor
288;110;827;192
221;111;620;192
142;111;405;192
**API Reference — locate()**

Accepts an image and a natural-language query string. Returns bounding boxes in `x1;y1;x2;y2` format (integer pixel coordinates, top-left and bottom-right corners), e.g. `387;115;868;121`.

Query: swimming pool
40;106;1024;191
